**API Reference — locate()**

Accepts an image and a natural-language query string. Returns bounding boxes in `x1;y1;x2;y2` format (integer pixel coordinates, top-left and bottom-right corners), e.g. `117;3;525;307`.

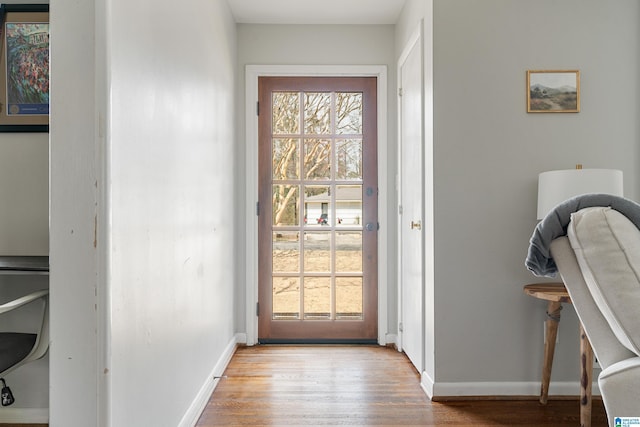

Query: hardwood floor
0;345;607;427
196;345;608;426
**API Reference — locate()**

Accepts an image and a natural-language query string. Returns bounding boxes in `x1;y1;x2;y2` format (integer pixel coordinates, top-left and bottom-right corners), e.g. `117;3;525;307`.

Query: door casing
244;65;389;346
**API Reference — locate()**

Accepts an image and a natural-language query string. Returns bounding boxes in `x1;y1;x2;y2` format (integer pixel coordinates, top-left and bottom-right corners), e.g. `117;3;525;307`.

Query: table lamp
537;165;624;219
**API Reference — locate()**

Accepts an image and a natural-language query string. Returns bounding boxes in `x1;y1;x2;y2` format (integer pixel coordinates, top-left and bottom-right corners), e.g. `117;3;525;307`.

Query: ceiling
226;0;407;25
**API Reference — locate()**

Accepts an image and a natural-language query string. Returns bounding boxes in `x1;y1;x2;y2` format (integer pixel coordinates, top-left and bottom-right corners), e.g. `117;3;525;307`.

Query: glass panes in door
270;90;364;321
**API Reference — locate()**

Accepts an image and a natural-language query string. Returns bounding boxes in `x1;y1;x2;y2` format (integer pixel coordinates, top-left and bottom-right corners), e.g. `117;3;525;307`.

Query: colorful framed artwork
0;4;49;132
527;70;580;113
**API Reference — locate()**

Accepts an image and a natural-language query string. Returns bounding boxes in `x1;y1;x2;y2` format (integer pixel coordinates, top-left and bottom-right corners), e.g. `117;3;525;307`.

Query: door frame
245;65;388;346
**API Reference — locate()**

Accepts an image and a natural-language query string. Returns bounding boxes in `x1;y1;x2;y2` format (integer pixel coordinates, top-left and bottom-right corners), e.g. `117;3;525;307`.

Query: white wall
51;0;238;426
235;24;398;335
107;0;237;425
398;0;640;396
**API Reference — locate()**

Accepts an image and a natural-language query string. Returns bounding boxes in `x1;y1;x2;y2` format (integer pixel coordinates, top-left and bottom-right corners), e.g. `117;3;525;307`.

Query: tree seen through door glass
272;184;299;226
304;93;331;135
268;87;368;323
336;93;363;134
272;138;299;180
336;139;362;180
272;92;299;134
304;139;331;180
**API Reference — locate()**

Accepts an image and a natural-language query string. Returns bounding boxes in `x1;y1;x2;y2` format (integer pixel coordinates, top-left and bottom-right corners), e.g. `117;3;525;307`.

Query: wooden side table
524;283;594;427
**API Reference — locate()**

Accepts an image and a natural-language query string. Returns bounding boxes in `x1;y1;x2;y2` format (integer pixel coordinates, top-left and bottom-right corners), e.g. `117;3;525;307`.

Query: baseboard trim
178;335;238;427
235;332;247;345
384;333;397;348
0;407;48;423
422;380;600;399
421;371;435;400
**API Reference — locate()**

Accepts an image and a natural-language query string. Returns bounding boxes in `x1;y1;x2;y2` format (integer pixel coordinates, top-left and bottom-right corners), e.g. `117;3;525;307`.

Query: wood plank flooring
196;345;608;426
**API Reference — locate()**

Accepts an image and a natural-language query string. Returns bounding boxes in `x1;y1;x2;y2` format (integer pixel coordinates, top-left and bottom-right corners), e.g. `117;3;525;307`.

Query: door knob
410;220;422;230
365;222;378;231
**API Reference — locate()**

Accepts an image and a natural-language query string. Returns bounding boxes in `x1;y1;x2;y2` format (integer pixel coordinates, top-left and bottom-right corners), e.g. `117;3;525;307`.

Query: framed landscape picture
0;4;49;132
527;70;580;113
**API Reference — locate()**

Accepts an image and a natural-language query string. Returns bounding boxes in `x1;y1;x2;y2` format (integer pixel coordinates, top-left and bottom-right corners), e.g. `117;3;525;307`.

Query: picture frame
0;4;49;132
527;70;580;113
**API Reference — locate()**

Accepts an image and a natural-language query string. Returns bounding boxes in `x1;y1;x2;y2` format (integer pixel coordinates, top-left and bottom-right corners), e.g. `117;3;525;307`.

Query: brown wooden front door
258;76;378;343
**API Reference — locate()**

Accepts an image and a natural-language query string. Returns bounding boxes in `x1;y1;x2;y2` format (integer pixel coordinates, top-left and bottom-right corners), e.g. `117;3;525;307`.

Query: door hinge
256;302;260;317
256;101;260;116
399;205;403;215
398;87;403;97
256;201;260;216
399;322;404;332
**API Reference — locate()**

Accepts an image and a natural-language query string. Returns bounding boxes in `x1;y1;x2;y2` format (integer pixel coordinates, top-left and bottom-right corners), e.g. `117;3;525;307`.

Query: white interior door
398;28;424;373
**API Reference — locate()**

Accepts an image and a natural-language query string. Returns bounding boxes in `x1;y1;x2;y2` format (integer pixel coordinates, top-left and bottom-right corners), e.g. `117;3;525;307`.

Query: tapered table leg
540;300;562;404
580;324;593;427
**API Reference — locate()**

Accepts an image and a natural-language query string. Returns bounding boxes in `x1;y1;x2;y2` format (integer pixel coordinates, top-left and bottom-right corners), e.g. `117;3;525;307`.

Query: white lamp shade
537;169;624;219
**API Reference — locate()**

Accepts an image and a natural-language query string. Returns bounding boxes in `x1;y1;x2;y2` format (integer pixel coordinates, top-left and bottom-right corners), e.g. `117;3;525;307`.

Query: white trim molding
385;333;398;349
245;64;389;346
178;336;238;427
234;332;247;345
421;371;435;400
420;378;601;400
